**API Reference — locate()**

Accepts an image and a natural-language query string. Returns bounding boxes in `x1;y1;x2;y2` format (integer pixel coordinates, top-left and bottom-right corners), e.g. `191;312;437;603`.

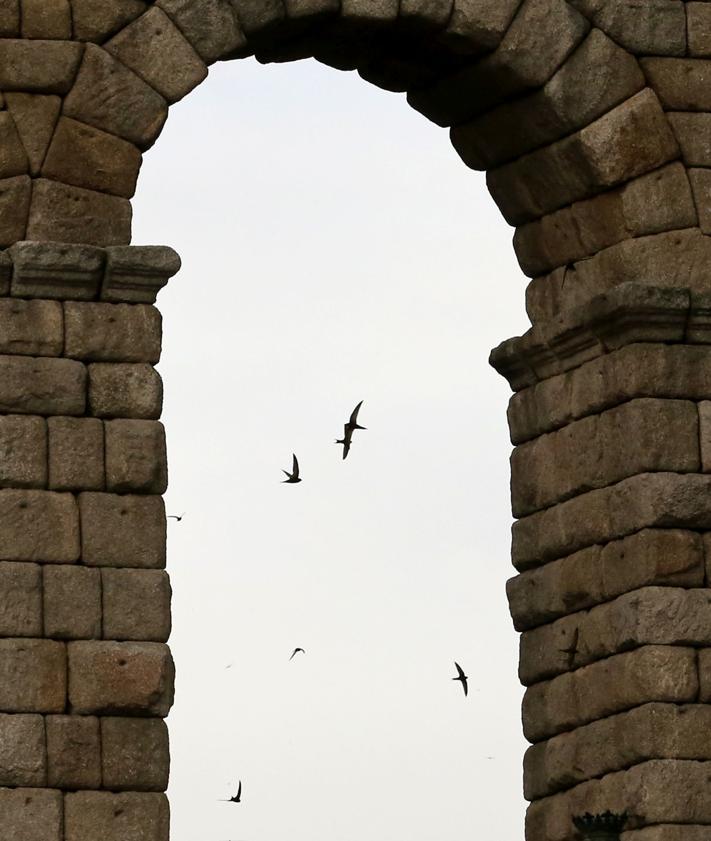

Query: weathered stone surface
79;492;166;568
88;363;163;419
44;565;102;639
0;788;63;841
64;302;162;363
102;569;171;642
0;0;20;36
696;648;711;702
0;355;86;416
48;417;105;492
157;0;247;62
0;415;47;489
9;240;105;300
0;175;31;247
507;529;704;631
45;714;101;789
4;94;61;176
71;0;147;42
0;110;28;179
101;717;170;790
0;298;63;356
438;0;521;54
105;420;167;494
21;0;71;38
63;44;169;150
451;29;645;170
668;112;711;167
0;713;45;786
230;0;284;36
0;250;11;296
0;39;83;93
622;829;711;841
513;473;711;571
105;7;208;103
0;638;67;712
102;245;180;304
26;179;132;247
0;562;42;636
68;640;175;715
521;645;697;742
42;117;143;199
0;489;80;562
688;3;711;57
642;58;711;111
64;791;170;841
689;168;711;235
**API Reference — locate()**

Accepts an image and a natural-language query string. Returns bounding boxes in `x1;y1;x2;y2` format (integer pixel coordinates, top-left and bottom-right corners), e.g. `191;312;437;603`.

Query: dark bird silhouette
289;647;305;660
452;661;468;697
219;780;242;803
335;400;366;460
167;513;185;521
282;454;301;483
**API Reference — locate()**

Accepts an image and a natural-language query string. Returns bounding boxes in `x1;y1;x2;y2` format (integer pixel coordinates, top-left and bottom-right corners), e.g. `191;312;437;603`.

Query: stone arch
2;2;711;841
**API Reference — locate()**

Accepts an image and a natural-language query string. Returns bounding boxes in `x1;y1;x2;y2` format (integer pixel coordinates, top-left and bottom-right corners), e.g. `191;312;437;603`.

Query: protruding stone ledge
1;241;180;304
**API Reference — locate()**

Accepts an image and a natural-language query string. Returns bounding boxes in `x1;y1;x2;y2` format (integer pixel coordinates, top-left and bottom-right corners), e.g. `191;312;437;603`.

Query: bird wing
292;454;299;478
462;677;468;697
237;780;242;800
342;438;351;459
454;661;466;680
349;401;363;425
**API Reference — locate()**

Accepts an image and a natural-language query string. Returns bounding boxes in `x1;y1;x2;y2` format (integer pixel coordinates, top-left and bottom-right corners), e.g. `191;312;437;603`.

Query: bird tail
353;424;367;430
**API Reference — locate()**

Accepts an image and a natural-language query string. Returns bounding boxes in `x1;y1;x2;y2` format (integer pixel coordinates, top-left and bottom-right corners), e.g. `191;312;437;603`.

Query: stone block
79;493;166;568
26;179;132;247
697;648;711;701
64;791;170;841
0;355;86;416
669;112;711;167
42;117;143;199
0;788;63;841
64;302;162;363
522;645;697;742
44;565;102;639
5;93;62;176
45;714;101;789
9;240;105;300
48;417;105;492
642;58;711;111
105;7;208;103
0;562;42;636
0;175;31;247
230;0;284;36
71;0;147;41
438;0;521;55
0;489;80;563
0;713;45;786
0;0;19;36
21;0;71;38
101;717;170;790
688;3;711;57
622;828;711;841
105;420;167;494
0;298;63;356
0;415;47;489
0;110;29;179
68;641;175;715
88;363;163;419
63;44;168;151
102;569;171;642
0;250;11;296
157;0;247;62
0;39;83;93
102;245;181;304
507;529;704;631
689;168;711;235
0;638;67;713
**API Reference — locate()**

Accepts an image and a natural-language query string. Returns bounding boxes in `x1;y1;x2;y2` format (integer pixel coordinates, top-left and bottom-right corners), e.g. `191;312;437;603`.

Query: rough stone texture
438;0;522;55
101;716;170;790
102;569;171;642
42;117;143;199
668;112;711;167
688;3;711;58
0;561;42;636
5;94;61;176
44;565;102;639
63;44;169;150
9;240;105;300
0;39;83;93
0;0;20;36
64;302;162;363
0;638;67;712
102;245;181;304
0;414;47;488
0;110;29;178
0;788;63;841
64;791;170;841
105;7;208;103
696;648;711;702
0;489;80;562
105;419;167;494
45;714;101;789
0;298;63;356
21;0;72;39
88;363;163;419
79;492;166;568
0;175;31;246
157;0;247;62
0;355;86;416
642;58;711;111
71;0;147;42
26;179;132;247
68;640;175;715
0;712;45;785
48;417;105;492
521;645;697;742
507;529;704;631
689;168;711;235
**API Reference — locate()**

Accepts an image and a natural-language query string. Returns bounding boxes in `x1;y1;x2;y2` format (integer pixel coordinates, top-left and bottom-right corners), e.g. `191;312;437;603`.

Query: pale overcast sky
131;55;531;841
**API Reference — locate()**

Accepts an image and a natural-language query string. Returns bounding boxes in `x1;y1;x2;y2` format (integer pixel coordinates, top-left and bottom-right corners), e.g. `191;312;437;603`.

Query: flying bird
335;400;366;460
167;513;185;521
452;661;468;697
219;780;242;803
282;454;301;483
289;647;305;660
